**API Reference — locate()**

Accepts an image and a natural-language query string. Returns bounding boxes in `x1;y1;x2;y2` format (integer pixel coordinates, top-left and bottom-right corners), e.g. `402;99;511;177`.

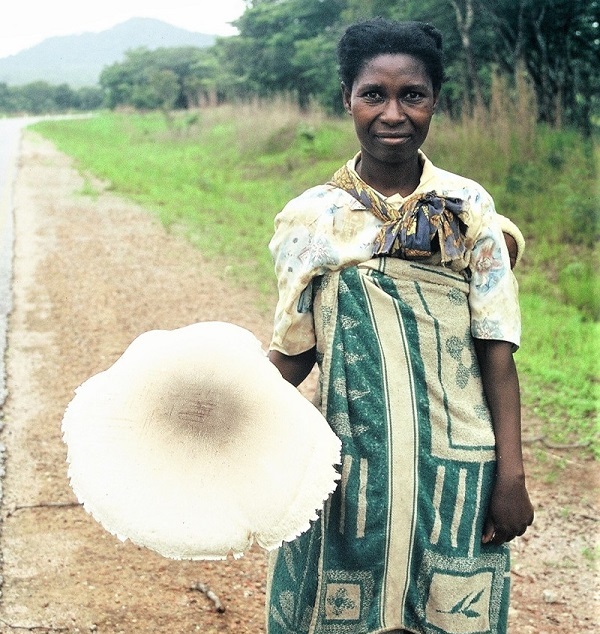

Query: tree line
3;0;598;134
0;82;103;115
100;0;600;134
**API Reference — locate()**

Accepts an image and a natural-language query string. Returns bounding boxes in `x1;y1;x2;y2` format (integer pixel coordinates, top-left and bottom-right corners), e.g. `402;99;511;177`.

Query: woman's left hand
482;473;534;545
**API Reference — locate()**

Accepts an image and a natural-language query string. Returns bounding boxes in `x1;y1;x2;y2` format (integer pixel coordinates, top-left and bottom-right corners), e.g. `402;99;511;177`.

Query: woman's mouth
375;133;411;144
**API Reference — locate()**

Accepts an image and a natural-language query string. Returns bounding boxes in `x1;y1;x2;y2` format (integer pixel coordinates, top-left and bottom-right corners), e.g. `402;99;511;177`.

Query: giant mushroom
62;321;341;560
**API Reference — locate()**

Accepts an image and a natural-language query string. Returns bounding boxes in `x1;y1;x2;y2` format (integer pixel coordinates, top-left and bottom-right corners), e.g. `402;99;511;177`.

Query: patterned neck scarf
329;163;468;265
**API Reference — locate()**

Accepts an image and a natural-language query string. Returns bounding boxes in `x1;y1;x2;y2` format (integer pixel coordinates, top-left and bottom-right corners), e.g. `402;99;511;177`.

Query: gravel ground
0;131;597;633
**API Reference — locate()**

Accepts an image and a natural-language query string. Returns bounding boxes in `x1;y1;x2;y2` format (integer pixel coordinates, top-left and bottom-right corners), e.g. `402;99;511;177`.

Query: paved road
0;117;34;408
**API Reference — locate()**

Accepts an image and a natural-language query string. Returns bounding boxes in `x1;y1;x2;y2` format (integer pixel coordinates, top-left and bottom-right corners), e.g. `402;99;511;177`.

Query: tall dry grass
177;95;328;154
489;65;537;160
425;68;540;185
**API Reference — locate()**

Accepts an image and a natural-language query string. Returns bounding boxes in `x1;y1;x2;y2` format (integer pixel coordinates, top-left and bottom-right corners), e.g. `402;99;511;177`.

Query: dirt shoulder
0;132;597;633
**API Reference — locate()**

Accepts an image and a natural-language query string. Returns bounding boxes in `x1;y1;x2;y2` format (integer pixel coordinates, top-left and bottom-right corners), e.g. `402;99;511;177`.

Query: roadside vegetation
0;81;103;115
32;90;598;457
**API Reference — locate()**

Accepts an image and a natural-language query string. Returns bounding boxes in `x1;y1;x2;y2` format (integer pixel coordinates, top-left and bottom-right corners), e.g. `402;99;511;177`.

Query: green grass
31;106;599;456
33;108;355;295
518;293;599;450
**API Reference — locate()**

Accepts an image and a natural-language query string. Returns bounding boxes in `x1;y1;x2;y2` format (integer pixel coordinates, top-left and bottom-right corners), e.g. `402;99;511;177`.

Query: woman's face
342;53;438;168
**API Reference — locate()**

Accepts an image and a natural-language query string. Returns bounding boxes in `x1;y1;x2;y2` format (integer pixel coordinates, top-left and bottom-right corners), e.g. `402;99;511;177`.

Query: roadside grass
76;175;101;199
518;294;599;450
32;103;598;456
33;106;354;296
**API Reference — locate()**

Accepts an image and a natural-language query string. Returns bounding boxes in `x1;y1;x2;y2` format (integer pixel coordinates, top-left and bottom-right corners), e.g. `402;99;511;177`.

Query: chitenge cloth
267;258;510;634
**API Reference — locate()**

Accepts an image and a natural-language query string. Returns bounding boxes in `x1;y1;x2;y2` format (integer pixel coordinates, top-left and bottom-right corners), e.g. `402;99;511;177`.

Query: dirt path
0;132;597;633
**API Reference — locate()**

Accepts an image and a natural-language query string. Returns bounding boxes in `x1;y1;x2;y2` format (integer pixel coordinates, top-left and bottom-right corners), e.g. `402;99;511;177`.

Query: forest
0;0;598;136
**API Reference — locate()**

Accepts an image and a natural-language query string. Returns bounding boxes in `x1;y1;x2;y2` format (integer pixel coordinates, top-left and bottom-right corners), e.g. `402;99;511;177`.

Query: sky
0;0;247;59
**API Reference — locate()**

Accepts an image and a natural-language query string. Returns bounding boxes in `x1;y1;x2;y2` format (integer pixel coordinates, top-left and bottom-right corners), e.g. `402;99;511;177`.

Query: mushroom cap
62;322;340;560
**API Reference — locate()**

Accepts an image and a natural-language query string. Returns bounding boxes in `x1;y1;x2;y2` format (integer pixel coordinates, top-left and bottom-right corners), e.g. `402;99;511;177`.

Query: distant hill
0;18;217;87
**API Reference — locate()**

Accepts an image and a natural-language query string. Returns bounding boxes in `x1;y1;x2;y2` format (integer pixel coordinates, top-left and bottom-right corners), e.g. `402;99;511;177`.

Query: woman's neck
356;154;423;198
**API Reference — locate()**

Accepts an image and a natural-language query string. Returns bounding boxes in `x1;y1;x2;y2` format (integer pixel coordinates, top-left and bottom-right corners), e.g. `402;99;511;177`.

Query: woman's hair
337;18;445;93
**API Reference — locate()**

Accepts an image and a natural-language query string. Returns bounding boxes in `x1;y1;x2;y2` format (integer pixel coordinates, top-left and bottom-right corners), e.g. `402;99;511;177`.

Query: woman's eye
405;91;425;102
363;91;383;101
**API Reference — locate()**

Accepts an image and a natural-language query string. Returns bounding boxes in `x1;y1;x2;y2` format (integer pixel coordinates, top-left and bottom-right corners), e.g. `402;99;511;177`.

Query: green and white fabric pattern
267;257;510;634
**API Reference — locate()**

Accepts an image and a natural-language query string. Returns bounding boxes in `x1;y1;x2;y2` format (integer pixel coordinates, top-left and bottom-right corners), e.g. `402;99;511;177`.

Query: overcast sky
0;0;247;59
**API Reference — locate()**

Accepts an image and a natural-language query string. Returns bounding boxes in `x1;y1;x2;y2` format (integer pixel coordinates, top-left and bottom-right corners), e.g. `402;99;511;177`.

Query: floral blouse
269;151;520;356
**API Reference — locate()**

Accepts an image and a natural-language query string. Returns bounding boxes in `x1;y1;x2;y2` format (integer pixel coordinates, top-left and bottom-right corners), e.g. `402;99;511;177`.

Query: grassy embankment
32;98;598;456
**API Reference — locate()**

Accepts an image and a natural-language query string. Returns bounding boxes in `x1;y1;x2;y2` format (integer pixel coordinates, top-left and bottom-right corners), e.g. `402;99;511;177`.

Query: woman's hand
502;231;518;269
482;473;534;544
268;347;316;387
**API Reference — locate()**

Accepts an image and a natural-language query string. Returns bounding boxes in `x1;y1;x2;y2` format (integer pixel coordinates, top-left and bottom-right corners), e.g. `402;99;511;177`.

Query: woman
267;18;533;634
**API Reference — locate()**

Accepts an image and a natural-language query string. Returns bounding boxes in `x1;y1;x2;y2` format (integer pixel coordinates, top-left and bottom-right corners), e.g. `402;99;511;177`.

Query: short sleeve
468;196;521;350
268;186;378;355
268;200;320;356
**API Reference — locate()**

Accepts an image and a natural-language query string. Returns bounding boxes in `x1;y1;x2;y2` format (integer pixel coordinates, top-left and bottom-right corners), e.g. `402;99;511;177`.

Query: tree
149;69;180;113
0;83;12;112
292;33;342;112
476;0;599;132
448;0;483;106
100;47;220;111
76;86;104;111
182;53;220;107
53;84;79;110
228;0;346;108
14;82;59;114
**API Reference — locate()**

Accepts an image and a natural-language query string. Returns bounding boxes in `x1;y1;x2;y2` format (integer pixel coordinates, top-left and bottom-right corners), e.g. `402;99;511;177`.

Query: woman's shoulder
276;183;360;223
420;153;492;204
427;163;495;209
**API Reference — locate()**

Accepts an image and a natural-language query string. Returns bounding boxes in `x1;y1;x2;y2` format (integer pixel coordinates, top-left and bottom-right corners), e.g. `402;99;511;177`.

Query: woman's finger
482;521;496;544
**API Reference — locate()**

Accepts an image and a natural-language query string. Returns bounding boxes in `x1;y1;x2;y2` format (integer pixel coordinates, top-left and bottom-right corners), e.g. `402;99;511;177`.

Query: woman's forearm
475;338;534;542
474;339;525;475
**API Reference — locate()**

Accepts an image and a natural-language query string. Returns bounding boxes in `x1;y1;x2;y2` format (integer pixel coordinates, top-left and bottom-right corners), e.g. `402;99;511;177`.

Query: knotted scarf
329;164;469;265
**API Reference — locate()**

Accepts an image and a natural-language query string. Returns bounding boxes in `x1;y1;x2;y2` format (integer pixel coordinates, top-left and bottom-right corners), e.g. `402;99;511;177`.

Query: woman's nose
380;99;406;124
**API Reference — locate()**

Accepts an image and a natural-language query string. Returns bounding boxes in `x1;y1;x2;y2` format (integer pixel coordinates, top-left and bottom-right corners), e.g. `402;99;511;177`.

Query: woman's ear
341;82;352;114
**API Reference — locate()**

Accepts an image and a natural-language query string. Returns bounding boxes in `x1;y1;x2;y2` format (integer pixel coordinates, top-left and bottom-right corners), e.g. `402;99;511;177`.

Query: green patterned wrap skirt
267;257;510;634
